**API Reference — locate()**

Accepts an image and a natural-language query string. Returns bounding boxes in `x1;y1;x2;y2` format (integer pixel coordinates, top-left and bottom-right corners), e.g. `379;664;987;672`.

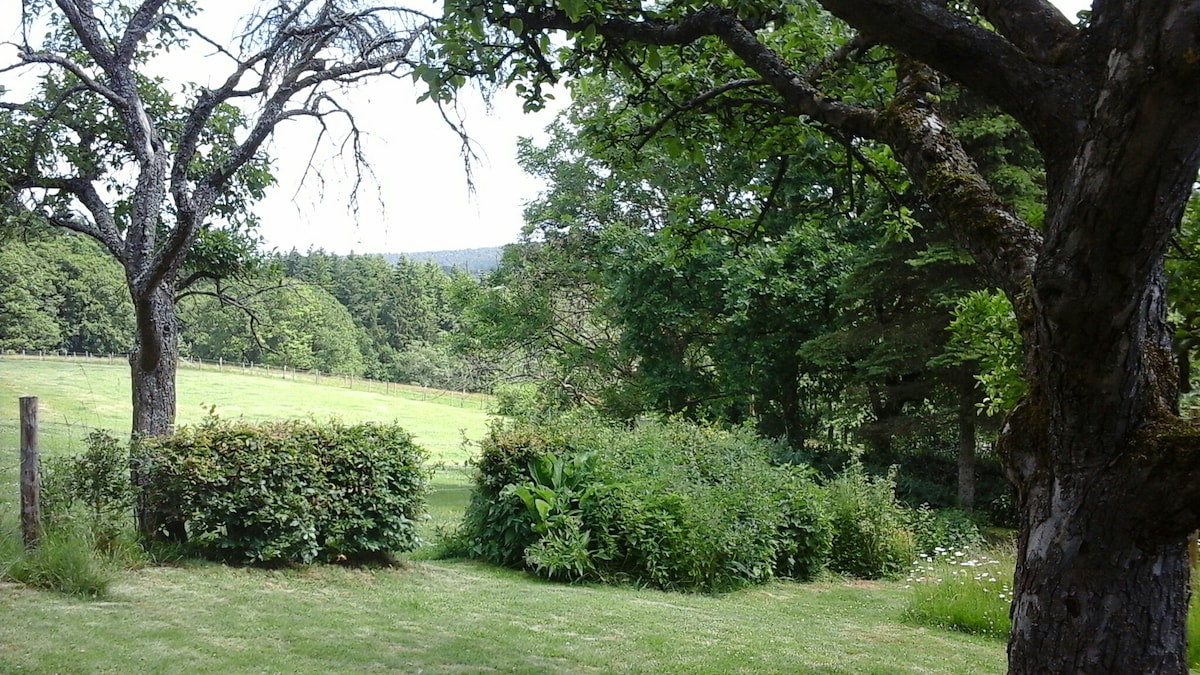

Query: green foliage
944;290;1025;416
904;506;984;556
39;430;136;551
275;250;488;391
490;381;544;418
771;469;834;581
459;419;564;566
1169;192;1200;409
180;280;368;376
824;464;916;579
460;415;834;591
139;417;431;564
0;233;133;354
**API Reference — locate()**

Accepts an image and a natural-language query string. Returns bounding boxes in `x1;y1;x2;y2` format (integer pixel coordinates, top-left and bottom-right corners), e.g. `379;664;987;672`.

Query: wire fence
0;350;493;410
0;418;95;515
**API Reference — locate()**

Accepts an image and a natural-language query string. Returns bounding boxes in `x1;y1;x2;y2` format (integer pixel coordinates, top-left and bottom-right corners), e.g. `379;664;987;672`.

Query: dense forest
0;237;489;391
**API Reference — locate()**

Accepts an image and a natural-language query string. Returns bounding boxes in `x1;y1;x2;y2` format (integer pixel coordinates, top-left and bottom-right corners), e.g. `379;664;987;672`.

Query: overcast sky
2;0;1093;255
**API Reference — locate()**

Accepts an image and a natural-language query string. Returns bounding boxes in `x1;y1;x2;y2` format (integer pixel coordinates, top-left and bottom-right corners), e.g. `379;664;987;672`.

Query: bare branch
634;78;769;149
16;50;126;109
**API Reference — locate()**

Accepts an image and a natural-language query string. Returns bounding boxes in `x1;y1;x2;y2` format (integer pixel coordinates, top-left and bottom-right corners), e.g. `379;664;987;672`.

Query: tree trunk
999;276;1195;672
1006;442;1191;672
956;372;976;511
130;285;179;539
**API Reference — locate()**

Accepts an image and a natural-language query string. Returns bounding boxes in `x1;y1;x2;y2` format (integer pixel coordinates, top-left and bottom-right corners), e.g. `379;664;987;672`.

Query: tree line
0;235;488;392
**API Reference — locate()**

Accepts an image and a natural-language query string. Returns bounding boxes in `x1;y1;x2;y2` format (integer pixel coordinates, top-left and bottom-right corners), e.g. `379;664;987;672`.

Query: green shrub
771;467;833;581
491;382;543;418
140;417;430;564
825;463;915;579
40;430;137;552
458;418;570;566
460;415;833;591
905;506;984;556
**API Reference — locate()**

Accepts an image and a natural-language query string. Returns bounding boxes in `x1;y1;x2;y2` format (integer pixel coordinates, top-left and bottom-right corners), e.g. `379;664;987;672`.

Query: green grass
902;549;1012;640
0;559;1005;674
0;521;119;597
0;357;1008;672
0;356;491;465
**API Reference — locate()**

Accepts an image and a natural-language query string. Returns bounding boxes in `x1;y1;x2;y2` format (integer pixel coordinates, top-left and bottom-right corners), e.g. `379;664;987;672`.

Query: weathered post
20;396;42;549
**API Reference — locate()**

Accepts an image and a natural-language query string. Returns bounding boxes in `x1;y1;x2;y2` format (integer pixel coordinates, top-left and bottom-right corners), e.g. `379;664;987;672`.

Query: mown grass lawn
0;559;1005;674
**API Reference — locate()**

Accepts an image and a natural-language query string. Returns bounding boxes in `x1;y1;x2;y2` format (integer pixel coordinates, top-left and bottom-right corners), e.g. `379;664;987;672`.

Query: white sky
1;0;1092;255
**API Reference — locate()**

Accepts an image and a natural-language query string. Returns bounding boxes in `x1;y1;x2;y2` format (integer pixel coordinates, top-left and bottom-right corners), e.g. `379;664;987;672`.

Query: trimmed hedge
139;417;430;564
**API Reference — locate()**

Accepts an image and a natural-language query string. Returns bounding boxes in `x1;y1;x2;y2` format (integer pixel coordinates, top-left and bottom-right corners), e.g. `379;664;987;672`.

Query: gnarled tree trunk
1002;288;1191;671
130;284;179;539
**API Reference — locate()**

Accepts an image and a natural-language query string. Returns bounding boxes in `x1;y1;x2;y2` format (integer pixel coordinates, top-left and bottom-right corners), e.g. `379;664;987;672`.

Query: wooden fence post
20;396;42;549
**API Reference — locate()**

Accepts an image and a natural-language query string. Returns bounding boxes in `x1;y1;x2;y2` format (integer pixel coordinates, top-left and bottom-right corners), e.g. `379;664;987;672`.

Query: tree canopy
426;1;1200;671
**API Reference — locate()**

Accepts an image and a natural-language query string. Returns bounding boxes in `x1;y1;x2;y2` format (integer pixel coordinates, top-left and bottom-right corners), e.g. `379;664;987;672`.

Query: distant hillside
384;246;504;276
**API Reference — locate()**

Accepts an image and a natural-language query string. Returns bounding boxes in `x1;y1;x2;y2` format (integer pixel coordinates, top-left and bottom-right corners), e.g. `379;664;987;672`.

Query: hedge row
139;417;430;564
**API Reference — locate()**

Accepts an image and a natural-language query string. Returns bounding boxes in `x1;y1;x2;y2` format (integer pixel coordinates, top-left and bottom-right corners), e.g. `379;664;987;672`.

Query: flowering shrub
902;547;1013;639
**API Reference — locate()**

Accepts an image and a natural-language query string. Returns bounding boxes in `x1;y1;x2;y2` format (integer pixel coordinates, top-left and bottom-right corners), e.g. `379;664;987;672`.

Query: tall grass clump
0;429;149;596
908;548;1200;670
902;547;1012;639
0;522;116;597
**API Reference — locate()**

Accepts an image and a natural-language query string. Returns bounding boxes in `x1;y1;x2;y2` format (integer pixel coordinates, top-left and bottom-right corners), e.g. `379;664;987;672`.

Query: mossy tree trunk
879;47;1200;671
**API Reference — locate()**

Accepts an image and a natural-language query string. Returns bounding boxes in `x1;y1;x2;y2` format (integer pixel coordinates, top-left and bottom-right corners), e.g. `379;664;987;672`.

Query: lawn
0;559;1005;674
0;357;1008;673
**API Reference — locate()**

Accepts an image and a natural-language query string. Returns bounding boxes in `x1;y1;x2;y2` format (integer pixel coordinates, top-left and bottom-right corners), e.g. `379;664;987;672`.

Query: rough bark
129;284;178;539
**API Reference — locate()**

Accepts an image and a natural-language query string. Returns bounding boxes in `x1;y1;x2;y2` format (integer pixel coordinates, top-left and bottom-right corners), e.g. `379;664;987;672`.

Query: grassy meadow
0;357;1009;674
0;356;489;464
